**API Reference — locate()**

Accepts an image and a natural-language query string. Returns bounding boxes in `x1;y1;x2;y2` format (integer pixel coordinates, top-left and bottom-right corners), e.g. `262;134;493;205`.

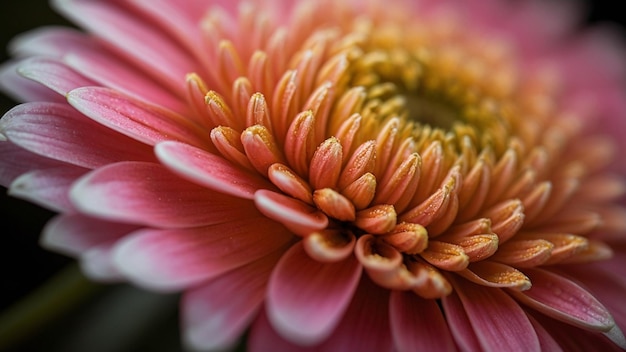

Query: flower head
2;0;626;350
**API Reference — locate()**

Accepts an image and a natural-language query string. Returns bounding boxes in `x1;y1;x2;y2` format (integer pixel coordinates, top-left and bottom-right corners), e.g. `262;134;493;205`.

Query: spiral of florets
182;1;621;298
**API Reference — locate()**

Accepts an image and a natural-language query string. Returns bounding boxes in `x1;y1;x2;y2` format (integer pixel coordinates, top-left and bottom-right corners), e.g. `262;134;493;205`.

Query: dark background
0;0;73;312
0;0;624;351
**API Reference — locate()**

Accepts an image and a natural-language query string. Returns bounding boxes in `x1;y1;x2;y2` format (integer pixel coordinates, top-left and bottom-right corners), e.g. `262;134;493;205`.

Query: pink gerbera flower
2;0;626;350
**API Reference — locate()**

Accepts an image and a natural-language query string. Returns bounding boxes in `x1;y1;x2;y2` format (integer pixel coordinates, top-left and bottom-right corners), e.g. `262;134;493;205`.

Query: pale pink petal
266;242;362;345
17;57;97;96
500;0;583;56
70;161;257;228
183;249;284;351
593;244;626;277
63;48;189;114
1;102;155;168
125;0;205;64
67;87;211;149
390;290;456;352
557;26;626;94
509;268;617;332
112;216;292;291
52;0;197;92
9;166;86;212
8;27;96;58
41;214;139;257
0;61;65;103
155;141;274;200
315;277;393;351
449;277;540;351
0;141;60;187
80;244;124;282
454;0;581;59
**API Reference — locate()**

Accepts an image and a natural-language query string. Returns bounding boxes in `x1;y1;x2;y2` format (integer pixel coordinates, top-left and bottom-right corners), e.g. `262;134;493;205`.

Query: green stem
0;263;101;349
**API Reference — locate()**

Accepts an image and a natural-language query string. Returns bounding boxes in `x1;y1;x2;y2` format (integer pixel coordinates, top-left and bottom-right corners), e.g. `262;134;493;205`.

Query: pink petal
1;102;155;168
266;242;362;345
9;166;86;212
316;277;393;351
156;141;274;200
249;310;318;352
17;57;97;95
63;47;189;114
571;264;626;335
532;312;624;352
67;87;211;149
112;216;292;291
125;0;205;64
254;189;328;236
390;290;456;352
0;141;60;187
9;27;96;58
510;268;617;332
70;161;257;228
441;288;482;351
52;0;197;92
251;277;393;352
498;0;582;56
449;277;540;351
41;214;139;257
80;244;124;282
182;249;284;351
526;313;563;352
0;61;65;103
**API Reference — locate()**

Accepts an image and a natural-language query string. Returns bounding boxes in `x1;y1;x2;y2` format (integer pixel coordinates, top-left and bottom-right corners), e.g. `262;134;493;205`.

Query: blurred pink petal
53;0;198;91
42;214;139;256
17;57;97;96
9;26;95;58
9;166;85;212
0;61;65;103
80;244;124;282
63;48;190;113
0;141;62;187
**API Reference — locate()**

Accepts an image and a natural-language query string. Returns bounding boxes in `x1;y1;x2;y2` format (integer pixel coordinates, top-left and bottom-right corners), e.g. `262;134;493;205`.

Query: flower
1;0;626;350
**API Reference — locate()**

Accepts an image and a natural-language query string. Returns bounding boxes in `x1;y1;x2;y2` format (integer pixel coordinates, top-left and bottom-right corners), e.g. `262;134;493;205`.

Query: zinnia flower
2;0;626;350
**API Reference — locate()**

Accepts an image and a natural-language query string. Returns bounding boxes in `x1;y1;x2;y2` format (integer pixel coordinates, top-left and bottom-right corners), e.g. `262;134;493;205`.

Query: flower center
185;1;619;299
405;94;459;130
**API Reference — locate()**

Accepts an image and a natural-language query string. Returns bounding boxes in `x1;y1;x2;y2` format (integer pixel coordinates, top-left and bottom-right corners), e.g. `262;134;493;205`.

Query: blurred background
0;0;624;351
